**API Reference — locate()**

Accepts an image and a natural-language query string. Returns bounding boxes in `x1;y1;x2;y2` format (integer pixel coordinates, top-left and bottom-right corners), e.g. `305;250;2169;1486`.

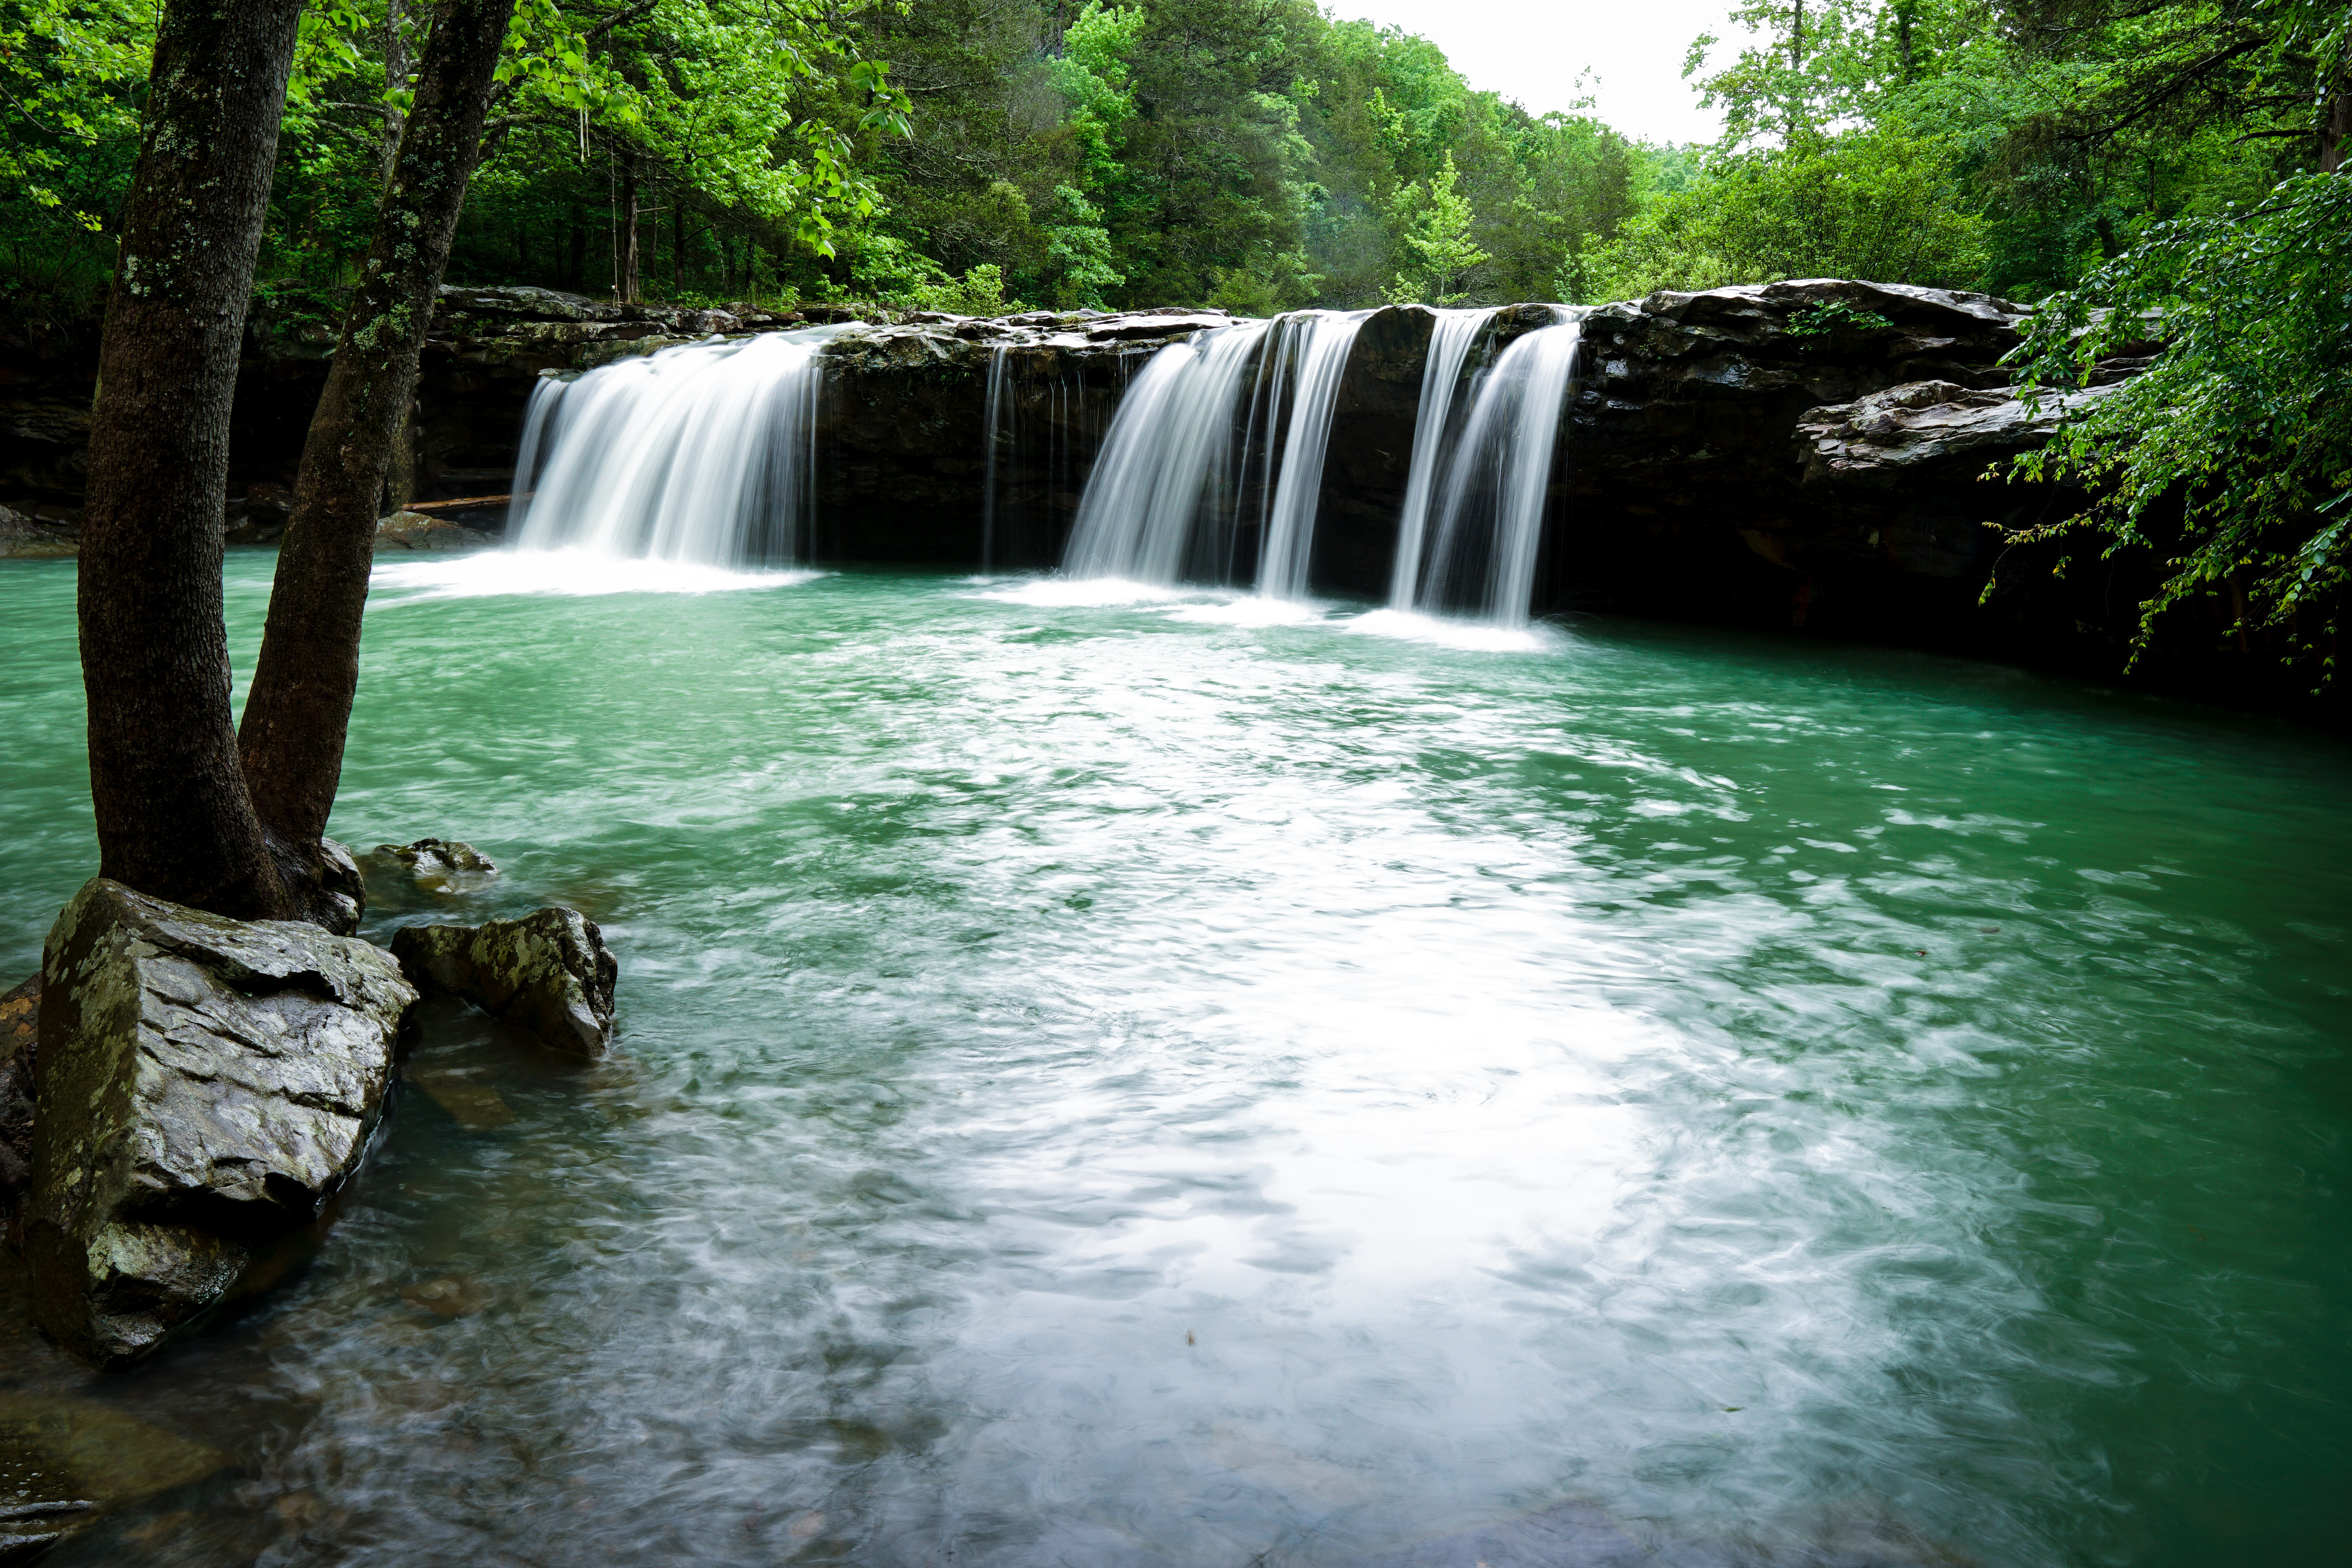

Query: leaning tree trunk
236;0;517;900
76;0;305;920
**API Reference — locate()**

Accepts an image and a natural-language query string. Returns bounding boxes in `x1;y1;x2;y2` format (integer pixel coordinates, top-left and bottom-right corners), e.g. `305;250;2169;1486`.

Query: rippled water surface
3;552;2348;1567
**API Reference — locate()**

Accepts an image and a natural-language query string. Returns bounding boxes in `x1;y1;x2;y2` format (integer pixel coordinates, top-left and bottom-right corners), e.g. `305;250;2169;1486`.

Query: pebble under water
2;552;2348;1568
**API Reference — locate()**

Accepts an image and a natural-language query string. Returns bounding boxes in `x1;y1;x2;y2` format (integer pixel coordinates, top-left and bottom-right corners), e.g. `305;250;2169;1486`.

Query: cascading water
1060;321;1272;585
1387;306;1503;610
1256;310;1370;599
1415;309;1583;626
979;347;1010;572
508;327;847;568
1060;310;1368;595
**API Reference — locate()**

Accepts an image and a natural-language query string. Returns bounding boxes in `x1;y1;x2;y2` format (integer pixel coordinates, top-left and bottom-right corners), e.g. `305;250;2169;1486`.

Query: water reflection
0;559;2346;1566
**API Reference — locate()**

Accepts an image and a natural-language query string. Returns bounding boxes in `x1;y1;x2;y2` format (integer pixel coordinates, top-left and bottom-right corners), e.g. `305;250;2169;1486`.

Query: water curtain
979;346;1011;572
1061;310;1369;594
1387;307;1504;610
1415;309;1584;626
508;327;847;568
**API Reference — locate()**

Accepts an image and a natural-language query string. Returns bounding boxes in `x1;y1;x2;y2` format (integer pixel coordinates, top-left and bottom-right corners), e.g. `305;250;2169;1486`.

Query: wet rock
0;976;34;1242
0;504;75;559
24;878;417;1369
1796;378;2124;490
390;907;617;1058
373;838;497;877
435;283;618;323
374;510;496;551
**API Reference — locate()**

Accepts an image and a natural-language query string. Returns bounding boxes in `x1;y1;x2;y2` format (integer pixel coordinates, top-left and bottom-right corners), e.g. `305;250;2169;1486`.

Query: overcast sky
1324;1;1757;146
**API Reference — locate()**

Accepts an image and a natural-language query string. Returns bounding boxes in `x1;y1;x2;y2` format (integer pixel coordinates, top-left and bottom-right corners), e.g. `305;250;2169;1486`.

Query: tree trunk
2323;76;2349;173
620;152;642;303
378;0;412;188
236;0;518;901
76;0;304;921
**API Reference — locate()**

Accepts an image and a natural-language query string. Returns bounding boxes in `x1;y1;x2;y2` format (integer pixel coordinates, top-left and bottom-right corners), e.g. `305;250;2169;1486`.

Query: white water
979;346;1011;572
1061;321;1272;584
507;327;847;568
1061;311;1367;595
1388;306;1502;610
1256;310;1370;599
1419;310;1583;626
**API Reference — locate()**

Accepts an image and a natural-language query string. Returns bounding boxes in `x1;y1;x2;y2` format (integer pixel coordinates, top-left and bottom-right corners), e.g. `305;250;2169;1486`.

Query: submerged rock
25;879;417;1369
390;907;617;1058
0;1389;227;1561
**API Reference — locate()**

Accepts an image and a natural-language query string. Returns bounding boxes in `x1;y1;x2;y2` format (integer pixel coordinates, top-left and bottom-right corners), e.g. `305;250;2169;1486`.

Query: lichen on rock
25;879;417;1370
390;907;617;1059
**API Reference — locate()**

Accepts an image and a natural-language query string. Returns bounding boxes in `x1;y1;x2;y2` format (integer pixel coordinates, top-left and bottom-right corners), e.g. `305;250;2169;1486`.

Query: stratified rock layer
26;879;416;1369
390;907;617;1058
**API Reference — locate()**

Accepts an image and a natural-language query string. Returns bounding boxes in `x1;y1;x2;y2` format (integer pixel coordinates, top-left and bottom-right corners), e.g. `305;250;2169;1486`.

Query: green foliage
1578;126;1990;299
2002;171;2352;681
1785;300;1898;337
0;0;150;305
1385;153;1490;304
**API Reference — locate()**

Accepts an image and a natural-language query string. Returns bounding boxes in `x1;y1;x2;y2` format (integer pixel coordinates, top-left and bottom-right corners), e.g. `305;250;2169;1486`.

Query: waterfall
1060;310;1368;595
1416;310;1583;626
1388;307;1503;610
1257;311;1370;599
1061;321;1272;584
980;346;1010;572
508;327;846;568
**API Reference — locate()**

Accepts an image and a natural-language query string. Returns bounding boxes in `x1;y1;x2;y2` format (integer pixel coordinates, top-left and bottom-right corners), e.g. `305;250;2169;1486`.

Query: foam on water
371;546;821;603
1344;605;1566;653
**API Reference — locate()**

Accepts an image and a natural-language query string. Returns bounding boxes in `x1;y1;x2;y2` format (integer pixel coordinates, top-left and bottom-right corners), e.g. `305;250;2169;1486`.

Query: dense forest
2;0;2338;314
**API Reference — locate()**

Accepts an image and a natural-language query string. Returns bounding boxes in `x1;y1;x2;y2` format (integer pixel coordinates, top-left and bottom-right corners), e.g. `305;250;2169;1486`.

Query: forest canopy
2;0;2339;315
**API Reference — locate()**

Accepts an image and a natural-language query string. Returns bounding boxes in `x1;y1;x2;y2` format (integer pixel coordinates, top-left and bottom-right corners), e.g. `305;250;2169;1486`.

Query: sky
1323;0;1758;146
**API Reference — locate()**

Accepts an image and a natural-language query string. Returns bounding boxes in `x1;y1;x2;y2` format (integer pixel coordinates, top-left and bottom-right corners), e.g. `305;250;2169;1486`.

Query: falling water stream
1417;311;1583;625
2;551;2348;1568
1063;312;1368;596
1389;307;1503;611
509;327;848;568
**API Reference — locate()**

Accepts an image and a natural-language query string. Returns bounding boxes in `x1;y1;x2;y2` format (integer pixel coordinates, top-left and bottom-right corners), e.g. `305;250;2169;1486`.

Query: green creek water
2;550;2348;1566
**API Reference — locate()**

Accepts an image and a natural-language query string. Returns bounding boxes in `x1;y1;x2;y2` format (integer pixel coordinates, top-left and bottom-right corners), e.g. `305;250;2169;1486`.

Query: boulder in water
390;907;617;1058
24;879;417;1369
373;838;497;877
374;510;496;551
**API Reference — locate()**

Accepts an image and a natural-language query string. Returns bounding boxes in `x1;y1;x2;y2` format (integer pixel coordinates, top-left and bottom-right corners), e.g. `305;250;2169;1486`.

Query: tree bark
620;151;642;303
76;0;304;920
236;0;517;893
377;0;412;188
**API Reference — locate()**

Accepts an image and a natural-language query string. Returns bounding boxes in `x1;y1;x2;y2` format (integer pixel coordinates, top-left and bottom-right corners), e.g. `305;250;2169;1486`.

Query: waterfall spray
508;327;846;569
